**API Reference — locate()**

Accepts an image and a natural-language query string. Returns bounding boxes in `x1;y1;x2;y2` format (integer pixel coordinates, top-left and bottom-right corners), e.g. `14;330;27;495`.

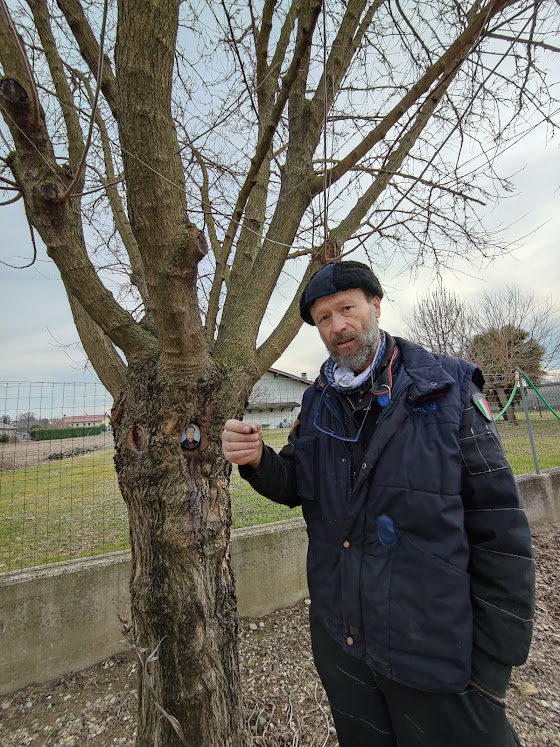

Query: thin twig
0;192;23;206
0;174;20;188
118;612;188;745
0;219;37;268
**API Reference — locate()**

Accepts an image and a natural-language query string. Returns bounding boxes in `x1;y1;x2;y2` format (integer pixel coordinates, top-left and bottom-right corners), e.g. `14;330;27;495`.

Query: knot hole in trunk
128;424;147;452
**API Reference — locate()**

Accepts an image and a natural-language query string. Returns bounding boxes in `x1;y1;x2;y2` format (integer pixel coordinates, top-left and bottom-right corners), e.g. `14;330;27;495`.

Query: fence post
517;369;540;474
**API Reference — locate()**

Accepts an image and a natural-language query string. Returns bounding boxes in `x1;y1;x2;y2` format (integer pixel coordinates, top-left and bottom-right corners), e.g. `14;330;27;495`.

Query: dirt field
0;434;113;472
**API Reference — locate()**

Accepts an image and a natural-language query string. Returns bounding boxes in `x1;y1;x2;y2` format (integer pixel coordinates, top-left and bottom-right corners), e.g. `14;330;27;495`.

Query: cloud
0;210;98;383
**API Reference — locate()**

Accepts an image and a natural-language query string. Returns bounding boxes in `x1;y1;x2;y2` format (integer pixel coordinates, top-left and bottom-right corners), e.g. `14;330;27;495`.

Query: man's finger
224;419;260;435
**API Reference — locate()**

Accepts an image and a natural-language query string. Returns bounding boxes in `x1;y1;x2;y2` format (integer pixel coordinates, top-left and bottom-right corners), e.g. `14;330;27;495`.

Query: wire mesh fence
0;382;125;572
1;376;558;573
485;372;560;475
0;381;299;573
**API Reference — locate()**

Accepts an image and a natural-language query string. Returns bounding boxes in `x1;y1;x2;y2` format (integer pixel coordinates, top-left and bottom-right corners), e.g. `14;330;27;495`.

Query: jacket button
361;462;367;470
343;541;350;549
346;636;354;646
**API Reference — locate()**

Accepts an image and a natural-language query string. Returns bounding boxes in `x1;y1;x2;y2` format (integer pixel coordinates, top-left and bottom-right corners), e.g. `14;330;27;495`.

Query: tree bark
112;361;250;746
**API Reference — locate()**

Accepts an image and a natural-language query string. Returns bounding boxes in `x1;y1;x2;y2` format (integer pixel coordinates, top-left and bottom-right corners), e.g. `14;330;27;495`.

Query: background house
61;413;111;429
0;422;19;440
244;368;312;429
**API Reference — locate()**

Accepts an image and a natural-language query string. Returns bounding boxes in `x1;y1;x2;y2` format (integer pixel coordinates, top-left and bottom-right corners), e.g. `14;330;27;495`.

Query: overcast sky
1;128;558;387
273;134;560;380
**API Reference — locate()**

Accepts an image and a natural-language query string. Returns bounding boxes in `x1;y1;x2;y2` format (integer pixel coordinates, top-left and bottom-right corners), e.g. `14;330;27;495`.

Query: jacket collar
315;335;458;402
393;337;457;402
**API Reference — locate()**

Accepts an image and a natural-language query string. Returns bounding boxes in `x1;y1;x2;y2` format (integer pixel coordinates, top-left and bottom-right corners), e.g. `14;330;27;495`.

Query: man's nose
331;312;347;335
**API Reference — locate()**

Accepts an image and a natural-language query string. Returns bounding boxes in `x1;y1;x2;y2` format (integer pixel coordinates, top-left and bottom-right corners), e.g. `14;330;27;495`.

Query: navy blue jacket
241;339;534;695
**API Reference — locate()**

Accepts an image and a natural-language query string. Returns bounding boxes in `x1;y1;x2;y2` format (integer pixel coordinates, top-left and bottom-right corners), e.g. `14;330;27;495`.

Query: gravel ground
0;522;558;746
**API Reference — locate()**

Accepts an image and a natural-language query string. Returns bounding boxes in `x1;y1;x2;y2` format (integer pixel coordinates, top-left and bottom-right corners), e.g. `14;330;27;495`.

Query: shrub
33;426;105;441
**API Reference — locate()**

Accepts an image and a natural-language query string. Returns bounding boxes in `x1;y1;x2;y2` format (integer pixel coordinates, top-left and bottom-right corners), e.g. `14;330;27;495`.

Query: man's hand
221;420;263;470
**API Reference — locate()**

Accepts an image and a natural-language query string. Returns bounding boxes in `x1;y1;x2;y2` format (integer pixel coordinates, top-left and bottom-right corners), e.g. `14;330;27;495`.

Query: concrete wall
517;468;560;526
0;518;309;695
0;553;132;696
1;470;559;696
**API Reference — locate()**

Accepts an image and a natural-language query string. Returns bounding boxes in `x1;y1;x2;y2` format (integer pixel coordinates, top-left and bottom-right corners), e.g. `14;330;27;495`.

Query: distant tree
405;286;476;358
17;411;39;426
405;285;558;420
1;415;11;424
247;380;277;408
466;287;559;419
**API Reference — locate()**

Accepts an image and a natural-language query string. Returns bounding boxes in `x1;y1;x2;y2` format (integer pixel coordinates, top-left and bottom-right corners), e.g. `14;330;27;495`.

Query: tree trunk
112;360;248;746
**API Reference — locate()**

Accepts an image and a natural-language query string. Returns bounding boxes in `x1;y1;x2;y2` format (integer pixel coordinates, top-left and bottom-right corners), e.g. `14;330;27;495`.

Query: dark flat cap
300;260;384;325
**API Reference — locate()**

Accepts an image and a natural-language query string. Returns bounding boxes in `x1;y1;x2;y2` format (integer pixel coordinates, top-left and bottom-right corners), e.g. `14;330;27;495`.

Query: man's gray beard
325;312;380;373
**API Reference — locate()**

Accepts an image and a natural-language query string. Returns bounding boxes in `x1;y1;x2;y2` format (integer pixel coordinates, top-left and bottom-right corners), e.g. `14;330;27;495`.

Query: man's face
186;427;195;441
310;288;381;373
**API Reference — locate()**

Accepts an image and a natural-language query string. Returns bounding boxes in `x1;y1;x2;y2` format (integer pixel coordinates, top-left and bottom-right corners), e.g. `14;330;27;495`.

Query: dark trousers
310;614;521;747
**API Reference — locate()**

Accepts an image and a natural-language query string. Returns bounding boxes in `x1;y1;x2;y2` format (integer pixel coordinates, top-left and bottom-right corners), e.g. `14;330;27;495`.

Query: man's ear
372;296;381;319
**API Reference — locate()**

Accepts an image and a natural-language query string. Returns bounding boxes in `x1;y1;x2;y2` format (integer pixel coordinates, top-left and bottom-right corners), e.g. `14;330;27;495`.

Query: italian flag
473;392;493;420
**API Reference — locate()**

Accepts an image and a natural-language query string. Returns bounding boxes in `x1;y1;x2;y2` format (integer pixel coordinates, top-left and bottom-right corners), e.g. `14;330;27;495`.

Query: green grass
230;428;301;528
0;447;127;570
0;432;300;572
1;423;557;572
495;414;560;474
230;471;300;530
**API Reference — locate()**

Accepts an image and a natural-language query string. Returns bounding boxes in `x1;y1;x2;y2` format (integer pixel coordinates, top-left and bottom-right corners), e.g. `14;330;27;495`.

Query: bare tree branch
0;192;22;205
56;0;118;116
84;90;149;308
0;37;156;359
0;0;41;129
26;0;84;171
309;0;516;195
328;55;465;252
219;0;322;266
67;291;128;396
486;32;560;53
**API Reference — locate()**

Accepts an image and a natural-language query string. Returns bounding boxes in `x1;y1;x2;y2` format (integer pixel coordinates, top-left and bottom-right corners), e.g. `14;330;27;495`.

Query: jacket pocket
460;424;509;475
382;535;472;689
294;436;317;502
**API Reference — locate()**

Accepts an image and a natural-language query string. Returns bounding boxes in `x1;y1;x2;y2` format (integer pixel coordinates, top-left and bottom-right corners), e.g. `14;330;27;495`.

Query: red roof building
61;413;111;429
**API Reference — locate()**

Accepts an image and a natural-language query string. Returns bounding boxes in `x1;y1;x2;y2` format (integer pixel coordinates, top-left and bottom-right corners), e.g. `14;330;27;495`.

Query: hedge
32;426;105;441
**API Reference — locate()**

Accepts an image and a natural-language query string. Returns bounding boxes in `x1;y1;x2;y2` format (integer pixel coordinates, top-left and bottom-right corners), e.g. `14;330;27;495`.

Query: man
181;424;199;450
222;260;534;747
